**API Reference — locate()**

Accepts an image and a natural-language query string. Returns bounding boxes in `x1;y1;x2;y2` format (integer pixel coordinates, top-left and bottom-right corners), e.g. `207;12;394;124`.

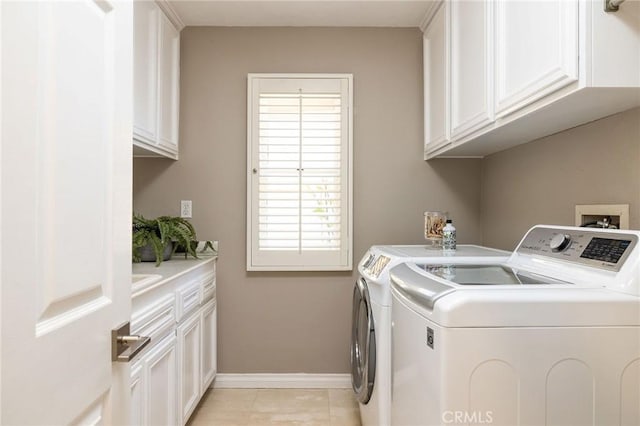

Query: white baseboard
212;373;352;389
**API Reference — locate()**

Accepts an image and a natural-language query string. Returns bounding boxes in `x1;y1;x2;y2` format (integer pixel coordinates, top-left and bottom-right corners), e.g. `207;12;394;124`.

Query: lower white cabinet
177;298;218;425
177;310;202;424
200;299;217;394
147;334;178;426
131;257;217;425
130;333;178;426
130;362;145;426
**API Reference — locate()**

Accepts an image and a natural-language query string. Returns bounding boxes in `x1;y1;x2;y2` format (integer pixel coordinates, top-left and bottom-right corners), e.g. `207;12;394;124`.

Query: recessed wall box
575;204;629;229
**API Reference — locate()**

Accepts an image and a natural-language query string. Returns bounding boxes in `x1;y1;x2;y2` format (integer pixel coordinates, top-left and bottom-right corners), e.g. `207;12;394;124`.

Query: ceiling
168;0;435;28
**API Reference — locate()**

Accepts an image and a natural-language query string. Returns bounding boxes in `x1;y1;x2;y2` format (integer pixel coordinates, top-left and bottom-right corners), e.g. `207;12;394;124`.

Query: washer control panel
517;227;637;272
365;255;391;278
549;233;572;252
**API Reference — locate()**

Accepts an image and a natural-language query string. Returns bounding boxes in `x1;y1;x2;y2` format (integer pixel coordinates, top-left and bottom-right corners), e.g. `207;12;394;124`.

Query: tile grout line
249;388;259;414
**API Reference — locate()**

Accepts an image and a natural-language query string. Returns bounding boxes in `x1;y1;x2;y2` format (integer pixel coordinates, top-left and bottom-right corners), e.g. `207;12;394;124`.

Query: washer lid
417;264;568;286
390;263;640;327
392;244;509;259
390;263;455;310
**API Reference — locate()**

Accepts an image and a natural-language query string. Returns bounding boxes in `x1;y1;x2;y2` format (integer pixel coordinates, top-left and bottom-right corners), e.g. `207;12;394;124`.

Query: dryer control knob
550;233;572;252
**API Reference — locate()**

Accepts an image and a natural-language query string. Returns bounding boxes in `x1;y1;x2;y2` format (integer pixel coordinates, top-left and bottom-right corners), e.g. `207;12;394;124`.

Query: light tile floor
187;388;362;426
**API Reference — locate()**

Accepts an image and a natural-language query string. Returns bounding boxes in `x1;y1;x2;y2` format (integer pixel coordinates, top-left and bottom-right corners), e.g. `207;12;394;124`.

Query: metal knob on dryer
550;233;572;252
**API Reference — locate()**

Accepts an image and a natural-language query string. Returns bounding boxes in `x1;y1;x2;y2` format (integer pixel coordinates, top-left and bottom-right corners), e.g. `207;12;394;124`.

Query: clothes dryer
351;245;509;426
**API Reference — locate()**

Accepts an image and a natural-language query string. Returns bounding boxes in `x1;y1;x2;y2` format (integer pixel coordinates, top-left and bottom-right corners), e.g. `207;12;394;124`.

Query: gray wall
481;107;640;250
133;27;482;373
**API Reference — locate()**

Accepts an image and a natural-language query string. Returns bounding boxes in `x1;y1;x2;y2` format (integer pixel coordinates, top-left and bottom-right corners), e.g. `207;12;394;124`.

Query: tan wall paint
481;107;640;251
133;27;482;373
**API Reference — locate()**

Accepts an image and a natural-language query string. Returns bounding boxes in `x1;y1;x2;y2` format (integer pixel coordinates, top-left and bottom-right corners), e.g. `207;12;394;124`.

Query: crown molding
419;0;443;32
155;0;185;31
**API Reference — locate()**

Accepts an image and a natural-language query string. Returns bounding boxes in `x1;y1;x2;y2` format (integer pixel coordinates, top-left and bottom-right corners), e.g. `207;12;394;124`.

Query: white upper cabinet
424;0;640;158
423;3;449;156
134;1;159;144
158;12;180;154
494;0;578;118
133;1;182;159
450;0;494;139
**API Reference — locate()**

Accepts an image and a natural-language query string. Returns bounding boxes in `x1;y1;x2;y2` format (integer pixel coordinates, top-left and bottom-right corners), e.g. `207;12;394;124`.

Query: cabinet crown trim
156;0;185;32
419;1;442;32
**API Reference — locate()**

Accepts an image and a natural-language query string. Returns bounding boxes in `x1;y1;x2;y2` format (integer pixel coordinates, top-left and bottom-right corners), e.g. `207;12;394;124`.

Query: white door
131;362;146;426
423;3;449;155
494;0;579;117
200;299;217;393
146;334;178;426
450;0;493;139
133;0;160;145
1;1;132;424
158;11;180;154
178;311;201;425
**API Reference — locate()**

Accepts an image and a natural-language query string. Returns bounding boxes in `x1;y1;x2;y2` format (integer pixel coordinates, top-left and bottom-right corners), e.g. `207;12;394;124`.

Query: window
247;74;353;271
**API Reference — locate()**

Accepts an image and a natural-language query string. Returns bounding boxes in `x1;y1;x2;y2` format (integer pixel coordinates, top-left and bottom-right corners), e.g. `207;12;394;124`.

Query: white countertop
132;253;217;298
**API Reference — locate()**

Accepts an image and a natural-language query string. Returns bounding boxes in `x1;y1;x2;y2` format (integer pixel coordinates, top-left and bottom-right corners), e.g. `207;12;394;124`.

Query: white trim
155;0;185;31
419;0;443;32
246;73;354;272
133;139;178;160
0;1;3;419
212;374;352;389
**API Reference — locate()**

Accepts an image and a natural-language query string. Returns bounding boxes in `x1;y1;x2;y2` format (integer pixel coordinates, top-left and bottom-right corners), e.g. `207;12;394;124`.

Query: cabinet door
424;3;449;155
200;299;217;393
146;334;178;426
450;0;493;139
133;0;159;144
494;0;578;117
178;311;202;425
158;12;180;154
130;361;146;426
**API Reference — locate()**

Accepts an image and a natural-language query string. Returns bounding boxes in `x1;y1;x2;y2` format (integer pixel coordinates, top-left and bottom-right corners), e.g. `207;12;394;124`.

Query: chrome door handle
111;322;151;362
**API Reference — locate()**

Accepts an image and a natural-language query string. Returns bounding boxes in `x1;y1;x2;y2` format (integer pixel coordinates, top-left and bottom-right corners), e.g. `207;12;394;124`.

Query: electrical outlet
181;200;192;218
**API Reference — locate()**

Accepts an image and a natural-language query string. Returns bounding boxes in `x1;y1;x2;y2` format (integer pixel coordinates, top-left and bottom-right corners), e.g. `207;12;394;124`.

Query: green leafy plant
174;240;216;255
201;240;216;252
132;214;198;266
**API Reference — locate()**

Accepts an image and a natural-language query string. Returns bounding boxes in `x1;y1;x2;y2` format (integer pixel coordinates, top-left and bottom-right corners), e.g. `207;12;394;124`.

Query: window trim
246;73;353;271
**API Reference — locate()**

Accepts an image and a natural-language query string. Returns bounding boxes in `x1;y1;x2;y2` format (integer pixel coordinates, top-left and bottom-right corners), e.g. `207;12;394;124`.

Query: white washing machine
390;225;640;426
351;245;509;426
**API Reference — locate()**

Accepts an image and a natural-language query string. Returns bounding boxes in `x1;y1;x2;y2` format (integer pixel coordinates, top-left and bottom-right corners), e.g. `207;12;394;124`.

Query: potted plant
132;214;199;266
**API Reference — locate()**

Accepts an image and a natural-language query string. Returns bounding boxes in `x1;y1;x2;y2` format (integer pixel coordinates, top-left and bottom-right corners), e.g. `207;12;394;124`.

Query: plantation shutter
247;75;353;271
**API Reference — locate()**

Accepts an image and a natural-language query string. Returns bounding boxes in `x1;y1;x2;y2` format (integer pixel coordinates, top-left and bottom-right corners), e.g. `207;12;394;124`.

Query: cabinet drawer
201;270;216;304
202;281;216;304
131;293;175;347
176;280;200;323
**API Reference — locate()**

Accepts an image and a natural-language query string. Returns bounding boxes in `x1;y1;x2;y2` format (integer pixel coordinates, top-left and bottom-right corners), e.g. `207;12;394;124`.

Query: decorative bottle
442;219;456;252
